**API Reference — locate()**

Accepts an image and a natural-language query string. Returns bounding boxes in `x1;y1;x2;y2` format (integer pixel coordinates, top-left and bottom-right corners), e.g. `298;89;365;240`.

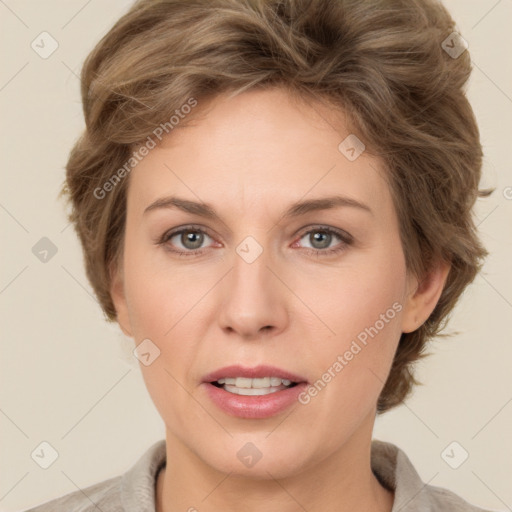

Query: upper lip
203;365;308;384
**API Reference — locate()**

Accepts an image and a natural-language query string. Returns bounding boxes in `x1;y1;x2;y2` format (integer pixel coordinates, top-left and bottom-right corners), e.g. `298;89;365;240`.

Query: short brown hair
61;0;492;413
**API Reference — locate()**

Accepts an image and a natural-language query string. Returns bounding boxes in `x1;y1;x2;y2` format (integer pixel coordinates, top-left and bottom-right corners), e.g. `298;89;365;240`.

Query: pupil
312;231;330;249
183;231;203;249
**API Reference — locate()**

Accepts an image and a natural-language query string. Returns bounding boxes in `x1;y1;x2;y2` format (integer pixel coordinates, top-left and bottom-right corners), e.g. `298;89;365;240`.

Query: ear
109;260;133;338
400;259;451;334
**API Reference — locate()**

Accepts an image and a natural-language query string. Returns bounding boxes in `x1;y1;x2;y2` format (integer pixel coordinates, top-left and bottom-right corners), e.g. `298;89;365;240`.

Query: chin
190;432;316;480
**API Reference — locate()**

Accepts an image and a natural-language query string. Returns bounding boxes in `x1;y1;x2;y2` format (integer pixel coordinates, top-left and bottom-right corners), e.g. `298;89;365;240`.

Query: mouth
202;365;308;418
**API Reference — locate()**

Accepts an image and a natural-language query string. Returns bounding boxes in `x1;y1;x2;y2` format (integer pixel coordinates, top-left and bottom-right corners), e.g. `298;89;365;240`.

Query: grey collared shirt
23;439;494;511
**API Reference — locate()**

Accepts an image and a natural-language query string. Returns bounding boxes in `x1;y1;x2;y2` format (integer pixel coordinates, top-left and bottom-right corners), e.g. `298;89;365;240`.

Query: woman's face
112;87;420;478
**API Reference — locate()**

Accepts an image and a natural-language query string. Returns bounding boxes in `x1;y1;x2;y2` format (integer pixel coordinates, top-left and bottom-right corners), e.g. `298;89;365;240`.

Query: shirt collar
371;439;433;511
119;438;431;511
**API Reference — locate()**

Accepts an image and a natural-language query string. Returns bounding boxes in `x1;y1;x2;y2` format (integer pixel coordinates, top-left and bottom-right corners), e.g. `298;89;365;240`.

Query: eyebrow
143;194;372;219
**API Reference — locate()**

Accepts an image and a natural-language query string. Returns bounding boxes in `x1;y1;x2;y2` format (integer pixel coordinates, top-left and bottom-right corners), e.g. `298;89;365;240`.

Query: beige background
1;1;511;511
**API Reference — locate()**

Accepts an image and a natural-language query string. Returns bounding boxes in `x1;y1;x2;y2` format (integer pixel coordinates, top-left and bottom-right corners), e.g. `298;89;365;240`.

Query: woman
25;0;494;510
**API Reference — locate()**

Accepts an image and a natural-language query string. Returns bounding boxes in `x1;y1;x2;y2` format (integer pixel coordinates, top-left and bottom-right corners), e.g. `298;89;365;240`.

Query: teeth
252;377;271;387
224;385;285;396
217;377;292;395
236;377;253;388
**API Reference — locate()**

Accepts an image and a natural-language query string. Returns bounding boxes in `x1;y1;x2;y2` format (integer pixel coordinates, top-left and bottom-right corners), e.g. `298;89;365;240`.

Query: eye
294;226;352;256
157;226;215;257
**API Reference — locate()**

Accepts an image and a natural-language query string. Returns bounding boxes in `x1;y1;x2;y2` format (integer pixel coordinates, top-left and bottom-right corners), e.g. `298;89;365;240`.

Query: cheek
122;243;205;429
299;244;406;405
122;241;208;390
307;241;407;342
122;236;195;336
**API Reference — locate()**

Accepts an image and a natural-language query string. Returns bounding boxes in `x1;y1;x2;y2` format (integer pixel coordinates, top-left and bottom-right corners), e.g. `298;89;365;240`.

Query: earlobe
400;260;451;334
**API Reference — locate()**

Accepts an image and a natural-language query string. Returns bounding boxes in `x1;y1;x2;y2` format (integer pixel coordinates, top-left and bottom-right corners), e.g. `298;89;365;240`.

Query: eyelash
156;224;353;258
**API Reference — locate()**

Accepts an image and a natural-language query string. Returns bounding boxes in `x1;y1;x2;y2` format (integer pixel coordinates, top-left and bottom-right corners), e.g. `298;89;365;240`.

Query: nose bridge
232;236;269;293
217;232;288;337
230;233;274;309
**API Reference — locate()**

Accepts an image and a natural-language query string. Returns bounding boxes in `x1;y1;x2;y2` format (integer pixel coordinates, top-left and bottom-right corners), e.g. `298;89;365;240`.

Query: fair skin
110;87;449;512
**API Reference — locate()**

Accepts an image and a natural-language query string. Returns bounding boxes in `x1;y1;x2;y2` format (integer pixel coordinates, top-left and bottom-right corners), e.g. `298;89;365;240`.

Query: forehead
127;87;391;218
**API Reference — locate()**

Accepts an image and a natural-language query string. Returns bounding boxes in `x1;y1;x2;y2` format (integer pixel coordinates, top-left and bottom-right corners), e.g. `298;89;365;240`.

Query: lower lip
203;382;308;419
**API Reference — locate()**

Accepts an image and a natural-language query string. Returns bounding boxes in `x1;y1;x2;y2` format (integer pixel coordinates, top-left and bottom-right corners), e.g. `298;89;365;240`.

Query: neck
156;415;394;512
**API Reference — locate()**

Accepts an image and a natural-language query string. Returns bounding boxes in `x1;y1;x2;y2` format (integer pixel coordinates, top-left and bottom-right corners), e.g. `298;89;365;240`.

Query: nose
217;243;289;340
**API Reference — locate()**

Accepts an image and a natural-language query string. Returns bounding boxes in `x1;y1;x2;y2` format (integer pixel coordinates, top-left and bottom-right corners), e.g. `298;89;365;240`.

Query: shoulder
371;439;495;512
422;483;497;512
21;439;167;512
21;474;122;512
